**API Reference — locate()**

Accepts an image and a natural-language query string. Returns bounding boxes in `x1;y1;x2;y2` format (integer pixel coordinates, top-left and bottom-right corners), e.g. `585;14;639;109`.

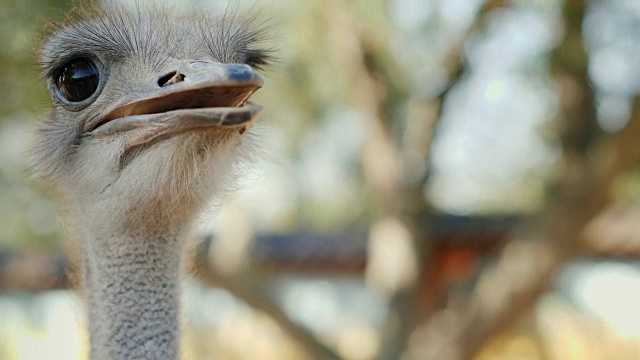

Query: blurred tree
404;1;640;359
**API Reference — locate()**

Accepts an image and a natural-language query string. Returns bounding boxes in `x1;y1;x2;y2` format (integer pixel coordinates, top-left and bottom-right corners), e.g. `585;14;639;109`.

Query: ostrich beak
86;61;263;149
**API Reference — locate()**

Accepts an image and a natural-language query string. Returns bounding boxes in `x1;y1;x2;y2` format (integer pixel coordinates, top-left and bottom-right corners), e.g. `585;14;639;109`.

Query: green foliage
0;0;70;116
0;0;70;250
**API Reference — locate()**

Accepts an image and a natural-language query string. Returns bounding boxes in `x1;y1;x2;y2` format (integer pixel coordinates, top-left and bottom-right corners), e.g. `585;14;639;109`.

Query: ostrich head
32;5;271;230
29;4;272;359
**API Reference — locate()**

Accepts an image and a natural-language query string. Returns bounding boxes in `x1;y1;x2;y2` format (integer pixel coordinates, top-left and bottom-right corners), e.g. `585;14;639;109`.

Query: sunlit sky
428;3;561;214
426;0;640;214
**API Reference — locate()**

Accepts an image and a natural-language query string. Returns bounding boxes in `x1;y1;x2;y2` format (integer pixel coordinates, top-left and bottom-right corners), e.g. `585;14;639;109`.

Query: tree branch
190;239;342;360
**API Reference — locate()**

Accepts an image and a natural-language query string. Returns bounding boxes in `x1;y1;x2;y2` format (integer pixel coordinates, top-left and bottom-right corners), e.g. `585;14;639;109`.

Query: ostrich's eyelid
40;49;102;80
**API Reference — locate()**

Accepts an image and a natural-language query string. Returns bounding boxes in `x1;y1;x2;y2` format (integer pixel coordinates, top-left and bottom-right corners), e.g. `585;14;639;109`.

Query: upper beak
86;61;263;149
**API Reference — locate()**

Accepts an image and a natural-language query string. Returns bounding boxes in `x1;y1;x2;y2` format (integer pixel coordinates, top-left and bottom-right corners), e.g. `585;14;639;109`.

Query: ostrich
30;4;272;359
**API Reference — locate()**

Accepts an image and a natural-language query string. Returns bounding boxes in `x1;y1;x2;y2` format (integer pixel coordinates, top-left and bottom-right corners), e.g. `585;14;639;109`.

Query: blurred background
2;0;640;359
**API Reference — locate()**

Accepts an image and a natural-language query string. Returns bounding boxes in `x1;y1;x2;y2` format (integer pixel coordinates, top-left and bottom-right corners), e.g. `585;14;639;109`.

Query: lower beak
86;61;263;150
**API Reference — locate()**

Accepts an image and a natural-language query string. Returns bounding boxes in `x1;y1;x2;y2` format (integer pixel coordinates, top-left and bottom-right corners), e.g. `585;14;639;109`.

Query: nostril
157;71;186;87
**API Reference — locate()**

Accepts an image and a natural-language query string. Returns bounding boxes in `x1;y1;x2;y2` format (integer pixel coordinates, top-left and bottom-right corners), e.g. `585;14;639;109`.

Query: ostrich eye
55;58;99;102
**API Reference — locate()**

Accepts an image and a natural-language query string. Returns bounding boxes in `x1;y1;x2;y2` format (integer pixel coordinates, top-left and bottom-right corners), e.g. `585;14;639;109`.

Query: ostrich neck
81;221;186;360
